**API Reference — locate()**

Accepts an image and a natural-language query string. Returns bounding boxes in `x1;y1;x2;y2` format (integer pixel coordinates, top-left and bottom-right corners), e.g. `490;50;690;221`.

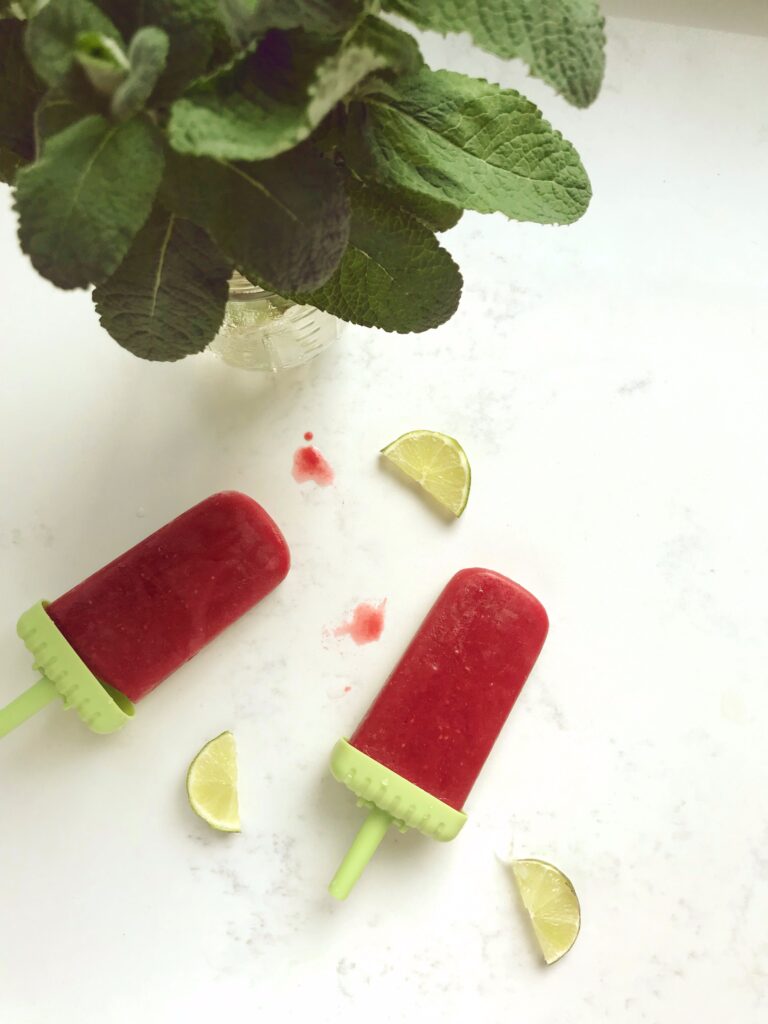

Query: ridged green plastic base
14;601;135;735
331;739;467;840
328;740;467;899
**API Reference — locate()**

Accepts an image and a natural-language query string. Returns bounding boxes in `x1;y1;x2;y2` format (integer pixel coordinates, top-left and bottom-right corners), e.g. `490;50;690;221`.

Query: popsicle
1;492;290;739
329;568;548;899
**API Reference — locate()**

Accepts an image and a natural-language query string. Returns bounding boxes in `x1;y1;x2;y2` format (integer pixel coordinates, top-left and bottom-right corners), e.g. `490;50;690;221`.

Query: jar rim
228;271;269;300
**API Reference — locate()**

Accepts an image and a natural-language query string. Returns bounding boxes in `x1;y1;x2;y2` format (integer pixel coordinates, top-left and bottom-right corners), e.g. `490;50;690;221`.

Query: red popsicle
329;568;548;898
2;492;290;739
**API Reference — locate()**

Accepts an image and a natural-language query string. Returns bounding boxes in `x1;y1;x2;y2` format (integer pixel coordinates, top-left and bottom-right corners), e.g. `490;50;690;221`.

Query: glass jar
209;272;341;372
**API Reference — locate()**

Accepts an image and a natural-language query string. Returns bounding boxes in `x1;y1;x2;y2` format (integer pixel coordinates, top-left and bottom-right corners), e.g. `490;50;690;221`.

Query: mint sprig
384;0;606;108
168;17;419;162
111;27;169;120
293;180;463;333
221;0;364;43
25;0;122;89
96;1;232;101
14;114;164;288
378;182;463;234
2;0;605;360
93;205;232;359
163;145;349;293
344;68;591;225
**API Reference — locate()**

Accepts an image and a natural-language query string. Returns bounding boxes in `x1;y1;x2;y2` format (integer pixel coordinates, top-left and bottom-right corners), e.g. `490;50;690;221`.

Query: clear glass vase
209;272;341;372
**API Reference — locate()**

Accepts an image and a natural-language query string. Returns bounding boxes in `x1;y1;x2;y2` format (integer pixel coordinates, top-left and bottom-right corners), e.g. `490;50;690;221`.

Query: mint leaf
88;2;141;39
163;145;349;293
34;90;90;145
95;1;233;101
1;1;47;16
303;16;420;121
378;180;462;232
347;68;591;225
0;19;43;164
25;0;123;88
294;181;462;333
15;114;164;288
93;205;231;360
111;27;168;120
169;18;419;162
384;0;605;108
74;31;129;95
221;0;362;43
0;145;25;184
167;31;305;163
347;16;423;73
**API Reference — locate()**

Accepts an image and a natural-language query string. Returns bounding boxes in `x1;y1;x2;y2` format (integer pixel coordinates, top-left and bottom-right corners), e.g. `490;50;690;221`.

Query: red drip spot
334;600;387;645
304;431;313;441
292;445;334;487
343;685;352;694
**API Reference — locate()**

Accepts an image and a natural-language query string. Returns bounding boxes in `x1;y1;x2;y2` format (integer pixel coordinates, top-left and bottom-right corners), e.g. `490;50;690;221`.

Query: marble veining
1;9;767;1023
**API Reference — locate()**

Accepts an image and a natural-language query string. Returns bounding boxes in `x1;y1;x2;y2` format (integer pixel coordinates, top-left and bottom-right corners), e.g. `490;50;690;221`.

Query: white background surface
2;7;768;1023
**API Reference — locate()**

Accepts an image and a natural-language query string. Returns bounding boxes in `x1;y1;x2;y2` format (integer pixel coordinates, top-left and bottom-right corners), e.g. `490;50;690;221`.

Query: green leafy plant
0;0;605;360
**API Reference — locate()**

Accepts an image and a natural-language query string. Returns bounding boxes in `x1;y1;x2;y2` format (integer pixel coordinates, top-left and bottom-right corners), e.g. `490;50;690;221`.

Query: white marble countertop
2;8;767;1023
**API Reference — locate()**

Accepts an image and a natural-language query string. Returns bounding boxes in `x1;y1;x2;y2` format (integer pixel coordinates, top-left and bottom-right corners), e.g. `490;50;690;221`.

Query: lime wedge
511;859;581;964
186;731;240;832
381;430;471;517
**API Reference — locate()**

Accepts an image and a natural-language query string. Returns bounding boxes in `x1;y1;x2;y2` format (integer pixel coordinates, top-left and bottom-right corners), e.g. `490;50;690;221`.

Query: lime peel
381;429;471;517
511;858;581;965
186;731;241;833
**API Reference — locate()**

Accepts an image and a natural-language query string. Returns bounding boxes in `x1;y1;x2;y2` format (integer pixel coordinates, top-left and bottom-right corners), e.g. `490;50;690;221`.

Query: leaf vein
150;213;175;317
368;97;573;191
222;160;300;224
62;124;119;234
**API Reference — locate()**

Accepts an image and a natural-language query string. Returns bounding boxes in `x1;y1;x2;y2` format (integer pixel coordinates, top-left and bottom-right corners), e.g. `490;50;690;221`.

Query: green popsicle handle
0;600;136;740
329;806;393;900
0;676;58;739
328;740;468;899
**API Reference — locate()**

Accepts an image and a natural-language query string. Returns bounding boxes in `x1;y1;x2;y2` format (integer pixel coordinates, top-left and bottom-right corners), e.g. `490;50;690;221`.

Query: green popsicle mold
0;601;134;740
329;739;467;899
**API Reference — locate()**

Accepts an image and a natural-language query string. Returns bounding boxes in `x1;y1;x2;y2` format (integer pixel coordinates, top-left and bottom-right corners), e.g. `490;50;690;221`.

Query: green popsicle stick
0;676;58;739
328;739;467;899
329;806;393;900
0;601;135;740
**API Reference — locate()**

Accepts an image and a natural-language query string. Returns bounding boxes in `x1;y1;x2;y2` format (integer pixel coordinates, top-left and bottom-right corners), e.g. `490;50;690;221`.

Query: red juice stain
292;444;334;486
334;600;387;645
343;685;352;694
304;431;314;442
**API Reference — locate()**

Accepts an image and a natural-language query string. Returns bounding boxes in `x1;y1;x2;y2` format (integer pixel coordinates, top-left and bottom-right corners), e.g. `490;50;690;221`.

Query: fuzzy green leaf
0;145;25;184
342;15;423;75
25;0;122;88
378;180;462;232
163;145;349;293
74;31;128;95
1;0;47;16
111;27;169;120
347;68;591;225
293;181;461;332
168;18;419;162
95;1;232;101
221;0;362;43
15;114;164;288
385;0;605;108
93;205;231;360
0;19;44;163
33;90;90;145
